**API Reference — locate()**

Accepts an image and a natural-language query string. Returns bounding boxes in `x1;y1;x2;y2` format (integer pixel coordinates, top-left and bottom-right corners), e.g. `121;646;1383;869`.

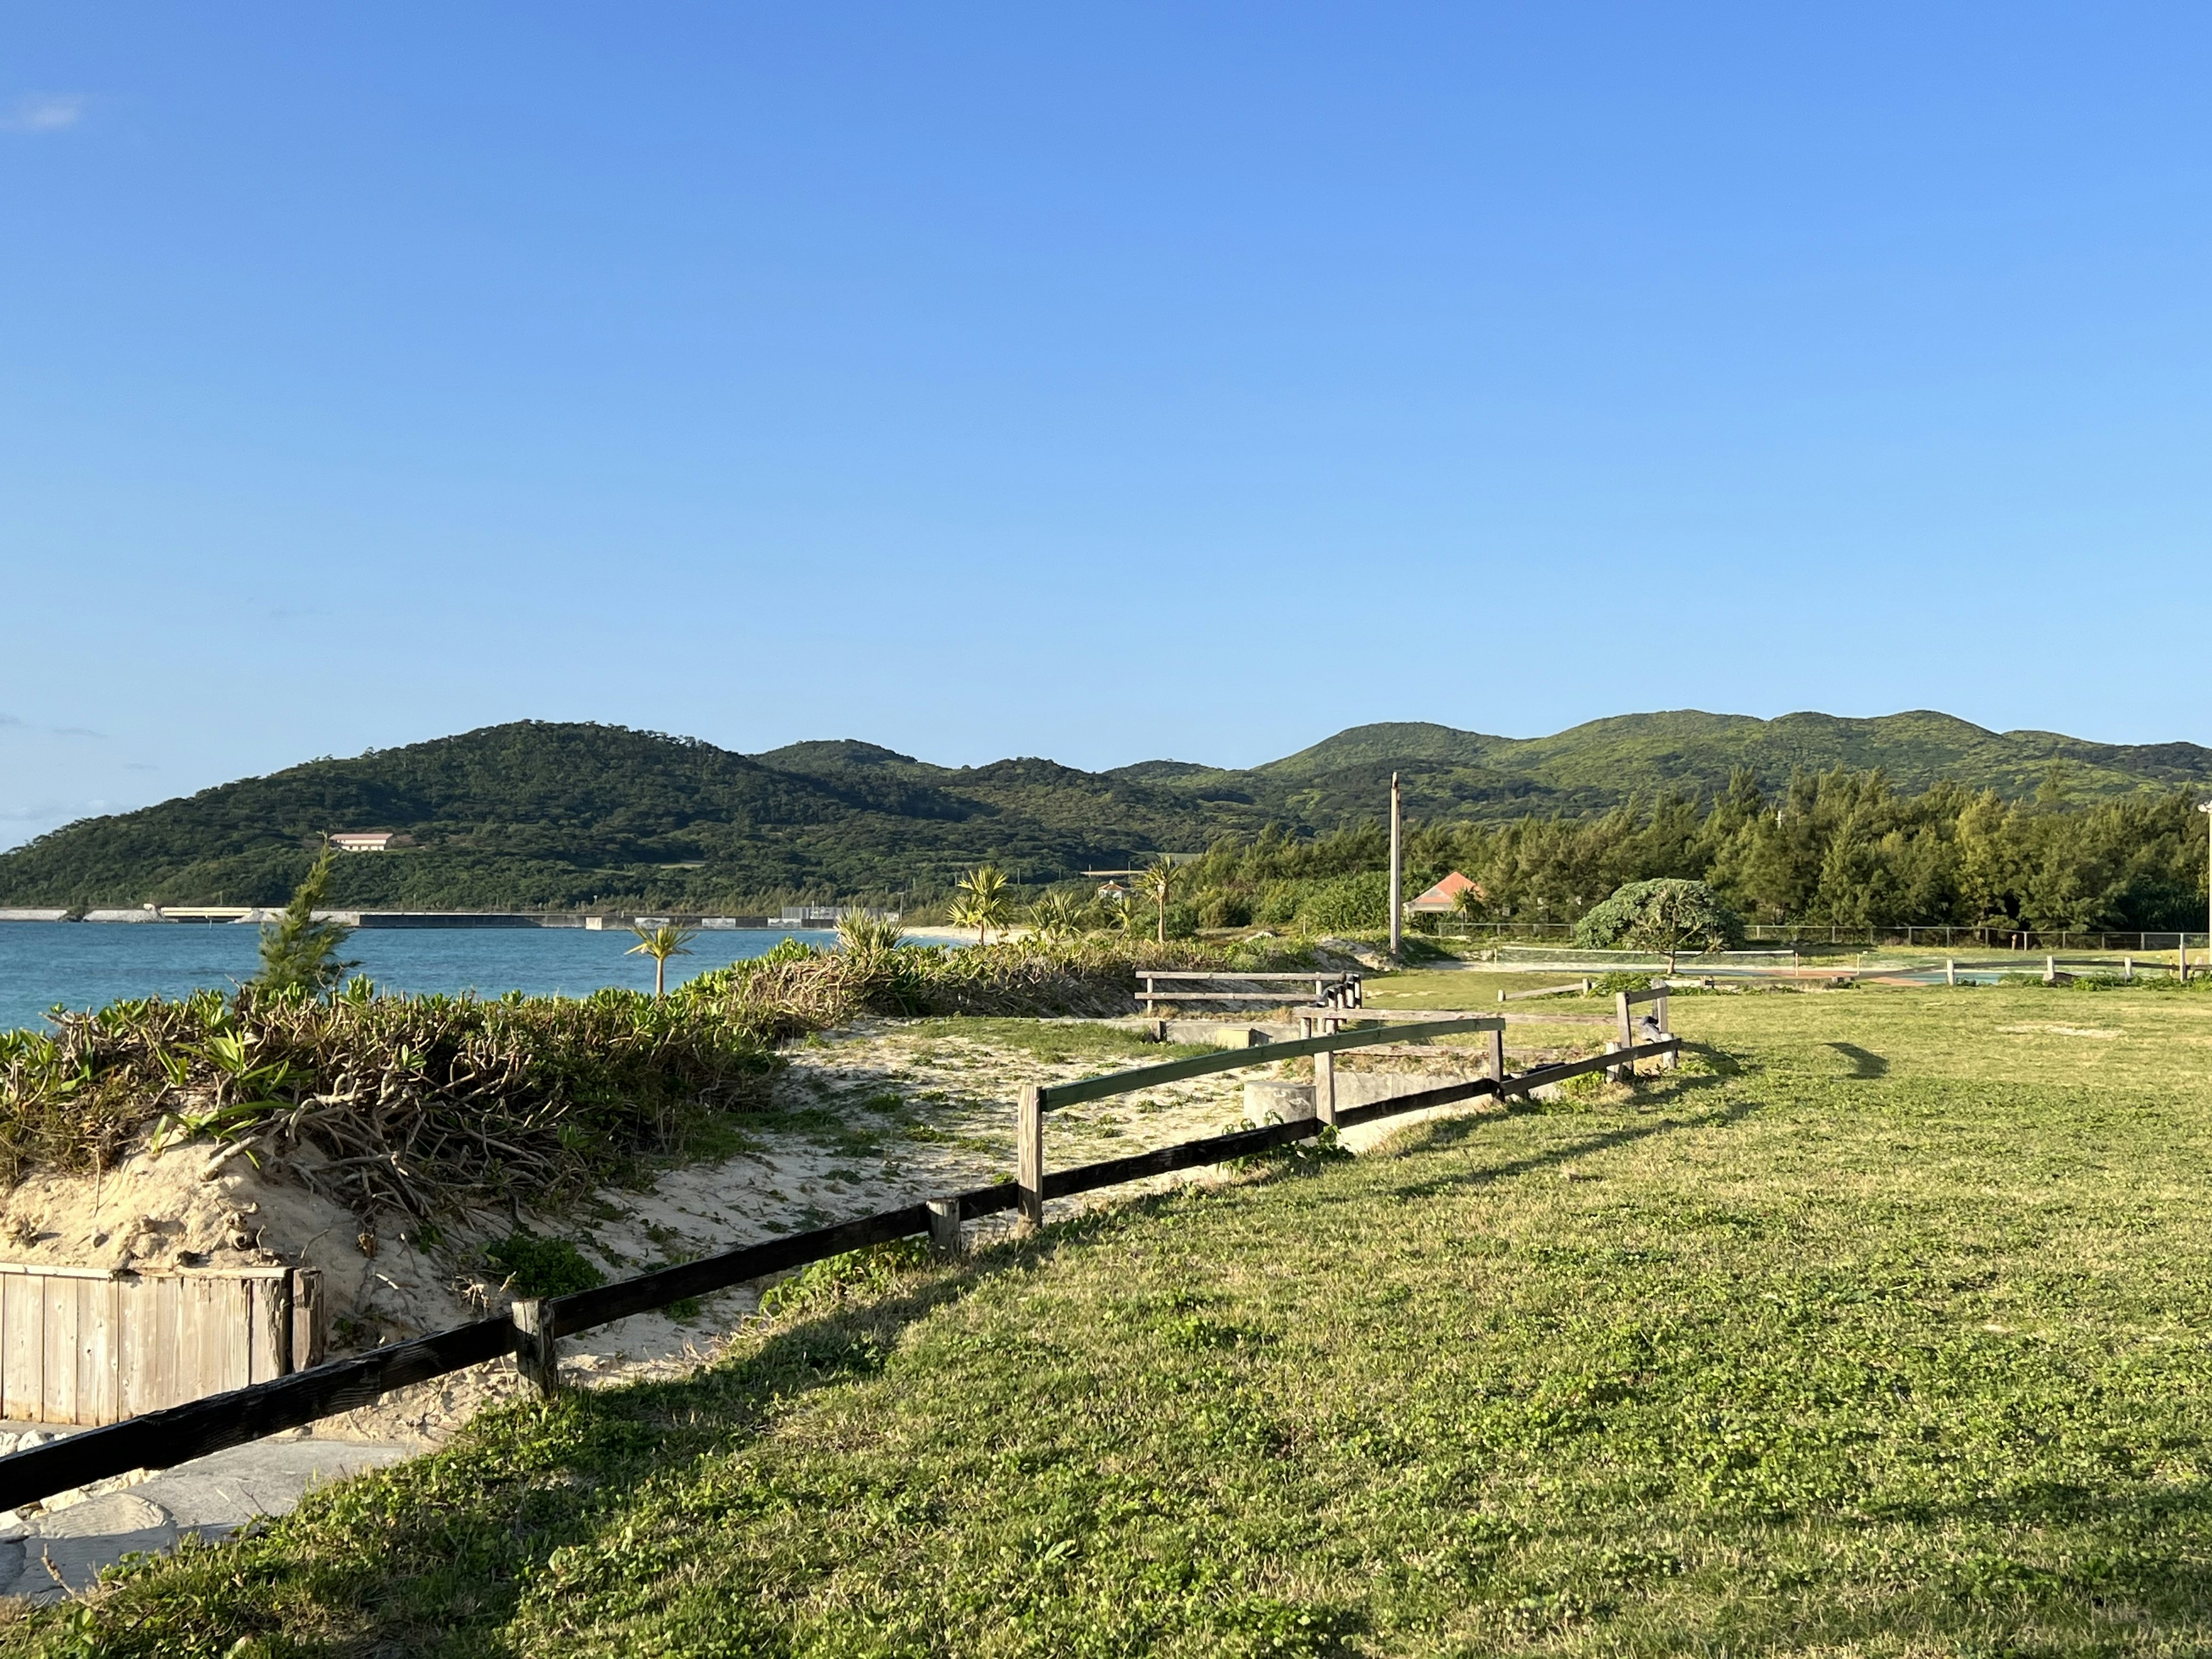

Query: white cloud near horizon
2;93;86;133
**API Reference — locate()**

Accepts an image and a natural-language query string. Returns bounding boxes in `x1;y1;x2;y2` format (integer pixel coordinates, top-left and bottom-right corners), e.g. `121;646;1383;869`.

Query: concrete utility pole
1388;771;1403;959
2198;801;2212;979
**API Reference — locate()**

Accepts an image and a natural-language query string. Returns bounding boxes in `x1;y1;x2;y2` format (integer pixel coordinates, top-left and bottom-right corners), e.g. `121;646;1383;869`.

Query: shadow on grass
1374;1090;1766;1202
1828;1040;1889;1077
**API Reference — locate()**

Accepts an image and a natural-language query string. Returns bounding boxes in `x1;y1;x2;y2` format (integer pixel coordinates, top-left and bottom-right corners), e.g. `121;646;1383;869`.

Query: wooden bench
1135;970;1362;1015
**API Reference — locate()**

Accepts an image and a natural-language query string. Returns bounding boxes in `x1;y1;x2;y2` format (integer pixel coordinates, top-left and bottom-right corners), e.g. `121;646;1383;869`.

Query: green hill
2;710;2206;910
1173;709;2212;824
0;723;1256;911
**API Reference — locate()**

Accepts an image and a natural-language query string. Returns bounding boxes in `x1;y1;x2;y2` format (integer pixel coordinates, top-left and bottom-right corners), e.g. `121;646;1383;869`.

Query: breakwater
3;907;884;930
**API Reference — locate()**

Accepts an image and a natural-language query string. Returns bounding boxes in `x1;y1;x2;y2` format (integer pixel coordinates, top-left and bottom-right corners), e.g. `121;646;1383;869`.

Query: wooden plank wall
0;1266;317;1426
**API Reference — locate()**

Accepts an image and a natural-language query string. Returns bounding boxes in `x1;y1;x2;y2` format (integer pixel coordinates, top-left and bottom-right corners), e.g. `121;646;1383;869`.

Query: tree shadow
1376;1094;1766;1201
1827;1041;1888;1078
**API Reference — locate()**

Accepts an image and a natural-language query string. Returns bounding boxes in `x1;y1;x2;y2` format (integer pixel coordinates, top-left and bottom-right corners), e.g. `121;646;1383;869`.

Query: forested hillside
0;724;1256;910
1133;709;2212;825
2;711;2207;916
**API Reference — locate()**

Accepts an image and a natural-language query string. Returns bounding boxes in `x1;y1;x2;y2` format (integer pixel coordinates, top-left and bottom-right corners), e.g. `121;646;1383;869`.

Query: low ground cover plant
20;983;2212;1654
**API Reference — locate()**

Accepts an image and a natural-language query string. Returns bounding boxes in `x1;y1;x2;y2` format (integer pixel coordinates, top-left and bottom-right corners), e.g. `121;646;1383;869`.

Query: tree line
1167;768;2210;934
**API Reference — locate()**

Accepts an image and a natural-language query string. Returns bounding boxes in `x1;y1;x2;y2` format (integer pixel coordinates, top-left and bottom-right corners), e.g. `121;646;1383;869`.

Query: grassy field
12;983;2212;1656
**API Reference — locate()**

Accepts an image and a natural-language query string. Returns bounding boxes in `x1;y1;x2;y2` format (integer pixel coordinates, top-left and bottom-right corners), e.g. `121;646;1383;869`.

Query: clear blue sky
4;5;2210;848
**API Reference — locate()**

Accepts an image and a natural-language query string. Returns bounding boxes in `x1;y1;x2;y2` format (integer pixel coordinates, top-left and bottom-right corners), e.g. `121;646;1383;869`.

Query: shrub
0;984;775;1215
1253;882;1300;927
1294;871;1391;933
1196;889;1251;930
1588;971;1657;997
486;1229;605;1297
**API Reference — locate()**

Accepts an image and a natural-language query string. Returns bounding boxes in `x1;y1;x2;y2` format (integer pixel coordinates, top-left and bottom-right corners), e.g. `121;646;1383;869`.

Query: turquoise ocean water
0;923;836;1035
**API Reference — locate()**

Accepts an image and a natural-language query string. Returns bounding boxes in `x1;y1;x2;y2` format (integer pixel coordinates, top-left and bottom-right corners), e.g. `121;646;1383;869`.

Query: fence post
1611;992;1634;1082
1945;959;1956;986
926;1198;964;1257
511;1298;558;1398
1486;1023;1506;1090
1301;1017;1339;1128
2124;955;2133;981
1654;991;1675;1070
2180;943;2189;984
1017;1085;1046;1228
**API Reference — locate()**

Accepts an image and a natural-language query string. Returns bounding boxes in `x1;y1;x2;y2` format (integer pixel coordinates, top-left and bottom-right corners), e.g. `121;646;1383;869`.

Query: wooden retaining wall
0;1264;326;1427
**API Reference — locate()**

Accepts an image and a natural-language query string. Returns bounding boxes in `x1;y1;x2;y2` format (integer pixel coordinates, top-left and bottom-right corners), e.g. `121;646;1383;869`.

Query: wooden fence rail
1135;971;1362;1014
0;1021;1682;1514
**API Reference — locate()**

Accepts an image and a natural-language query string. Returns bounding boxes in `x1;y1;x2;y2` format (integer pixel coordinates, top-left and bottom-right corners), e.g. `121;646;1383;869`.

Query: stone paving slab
0;1435;410;1602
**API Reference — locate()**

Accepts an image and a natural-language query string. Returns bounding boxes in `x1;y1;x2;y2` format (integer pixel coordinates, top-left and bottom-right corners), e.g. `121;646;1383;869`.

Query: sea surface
0;923;838;1035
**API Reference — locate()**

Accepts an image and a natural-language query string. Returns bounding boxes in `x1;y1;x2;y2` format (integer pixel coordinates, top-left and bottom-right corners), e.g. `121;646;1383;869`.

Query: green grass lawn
15;985;2212;1656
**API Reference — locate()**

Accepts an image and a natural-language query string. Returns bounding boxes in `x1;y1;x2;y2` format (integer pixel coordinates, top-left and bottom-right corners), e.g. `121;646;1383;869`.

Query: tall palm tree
950;864;1012;946
1139;857;1179;945
626;923;698;998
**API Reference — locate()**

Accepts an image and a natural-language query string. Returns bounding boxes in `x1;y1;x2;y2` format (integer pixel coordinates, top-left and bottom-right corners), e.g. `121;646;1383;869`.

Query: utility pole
1388;771;1403;959
2198;802;2211;980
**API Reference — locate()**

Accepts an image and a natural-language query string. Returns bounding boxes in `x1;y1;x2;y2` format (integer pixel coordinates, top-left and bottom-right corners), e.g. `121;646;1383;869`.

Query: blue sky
3;5;2210;847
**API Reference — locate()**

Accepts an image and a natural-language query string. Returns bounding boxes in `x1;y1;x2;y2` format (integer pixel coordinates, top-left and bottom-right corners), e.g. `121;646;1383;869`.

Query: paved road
0;1435;410;1603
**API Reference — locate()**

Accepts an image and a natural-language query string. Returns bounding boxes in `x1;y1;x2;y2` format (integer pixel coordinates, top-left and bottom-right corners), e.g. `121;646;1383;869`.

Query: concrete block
1243;1081;1316;1126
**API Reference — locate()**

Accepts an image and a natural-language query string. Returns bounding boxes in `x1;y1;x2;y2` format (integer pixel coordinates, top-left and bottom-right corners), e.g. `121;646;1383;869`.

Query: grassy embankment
13;982;2212;1655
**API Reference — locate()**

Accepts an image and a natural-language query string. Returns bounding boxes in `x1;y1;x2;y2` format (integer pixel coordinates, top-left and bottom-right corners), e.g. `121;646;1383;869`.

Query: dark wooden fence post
511;1298;558;1398
1017;1085;1046;1228
1485;1023;1506;1089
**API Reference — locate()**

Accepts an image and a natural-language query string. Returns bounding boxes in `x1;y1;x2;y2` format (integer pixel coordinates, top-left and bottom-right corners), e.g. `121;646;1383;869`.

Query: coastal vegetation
0;933;1268;1216
624;923;696;999
3;712;2210;919
18;982;2212;1653
252;847;358;995
948;863;1012;946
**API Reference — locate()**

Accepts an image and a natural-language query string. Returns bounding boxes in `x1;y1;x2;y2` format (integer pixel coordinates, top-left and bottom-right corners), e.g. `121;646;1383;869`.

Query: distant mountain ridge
1;710;2204;910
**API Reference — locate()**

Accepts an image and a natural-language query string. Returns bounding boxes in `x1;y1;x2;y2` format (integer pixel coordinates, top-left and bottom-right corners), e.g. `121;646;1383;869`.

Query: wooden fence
0;1264;325;1427
0;1016;1682;1512
1430;921;2212;953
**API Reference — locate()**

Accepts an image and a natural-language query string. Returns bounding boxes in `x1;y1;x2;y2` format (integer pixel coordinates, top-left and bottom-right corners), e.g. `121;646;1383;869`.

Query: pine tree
255;848;360;996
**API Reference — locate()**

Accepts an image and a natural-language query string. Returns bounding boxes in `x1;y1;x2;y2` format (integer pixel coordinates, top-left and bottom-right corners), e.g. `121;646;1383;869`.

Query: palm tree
1139;857;1179;945
1027;889;1081;942
950;864;1012;946
626;923;698;998
836;908;904;957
